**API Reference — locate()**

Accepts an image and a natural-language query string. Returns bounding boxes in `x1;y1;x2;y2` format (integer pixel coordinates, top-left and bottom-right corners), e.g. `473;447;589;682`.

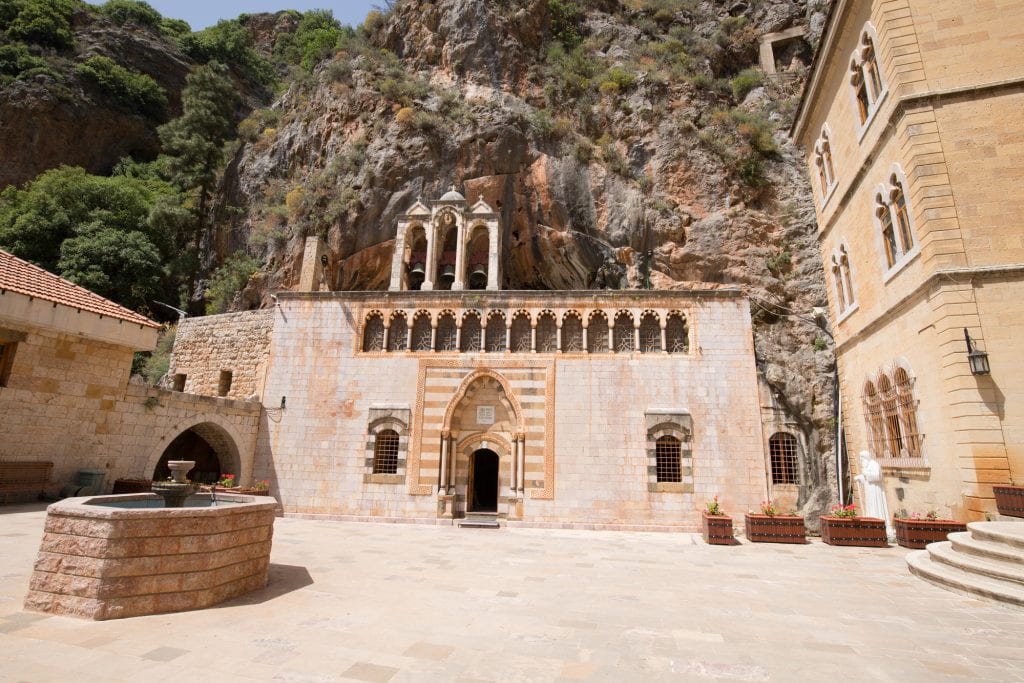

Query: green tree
58;226;163;310
273;9;344;72
157;62;239;249
2;0;78;49
179;19;273;84
98;0;162;29
205;251;260;314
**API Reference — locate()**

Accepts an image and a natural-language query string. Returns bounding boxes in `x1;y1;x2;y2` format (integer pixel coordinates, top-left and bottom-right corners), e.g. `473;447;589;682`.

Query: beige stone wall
253;291;767;530
794;0;1024;518
170;309;274;400
0;319;262;492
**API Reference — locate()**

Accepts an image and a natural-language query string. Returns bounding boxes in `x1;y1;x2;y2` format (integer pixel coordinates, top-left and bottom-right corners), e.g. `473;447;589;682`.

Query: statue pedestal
437;493;455;519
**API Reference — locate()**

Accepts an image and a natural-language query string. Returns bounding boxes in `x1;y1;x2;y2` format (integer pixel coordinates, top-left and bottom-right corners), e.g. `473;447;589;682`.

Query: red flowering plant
706;496;723;515
829;503;858;518
760;500;779;516
254;479;270;491
217;473;236;487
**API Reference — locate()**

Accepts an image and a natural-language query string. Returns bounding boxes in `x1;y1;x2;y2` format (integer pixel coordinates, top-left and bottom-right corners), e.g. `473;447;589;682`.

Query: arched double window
849;24;886;126
874;167;917;270
862;365;922;461
814;126;837;201
831;244;855;314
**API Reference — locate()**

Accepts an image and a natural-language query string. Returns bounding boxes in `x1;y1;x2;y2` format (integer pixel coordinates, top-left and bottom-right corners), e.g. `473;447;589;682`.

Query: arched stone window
364;408;410;484
485;310;506;352
831;255;847;312
768;432;800;485
387;311;408;352
411;311;432;351
465;224;490;290
655;436;682;483
665;311;689;353
814;125;836;201
562;311;584;352
363;311;385;352
639;310;661;353
614;310;634;353
874;167;917;271
893;367;921;458
511;310;531;352
862;380;887;458
849;24;886;128
372;429;400;474
437;310;457;351
831;244;855;315
645;412;693;493
863;367;923;462
536;310;557;353
461;311;482;352
587;310;609;353
878;374;903;458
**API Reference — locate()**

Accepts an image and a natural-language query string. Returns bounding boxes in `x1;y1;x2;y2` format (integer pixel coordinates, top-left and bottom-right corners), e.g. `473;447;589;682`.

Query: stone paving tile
1;506;1024;681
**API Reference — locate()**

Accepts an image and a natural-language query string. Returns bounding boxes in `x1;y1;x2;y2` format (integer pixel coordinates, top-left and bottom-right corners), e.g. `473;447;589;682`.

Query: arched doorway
151;422;241;485
469;449;499;512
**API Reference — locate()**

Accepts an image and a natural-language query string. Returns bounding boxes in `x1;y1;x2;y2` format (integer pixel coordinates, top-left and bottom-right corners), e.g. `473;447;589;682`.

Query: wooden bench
0;461;53;503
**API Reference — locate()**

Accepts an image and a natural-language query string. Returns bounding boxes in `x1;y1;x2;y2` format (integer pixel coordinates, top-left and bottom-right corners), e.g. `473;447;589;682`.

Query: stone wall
170;309;274;400
253;290;767;530
0;319;262;493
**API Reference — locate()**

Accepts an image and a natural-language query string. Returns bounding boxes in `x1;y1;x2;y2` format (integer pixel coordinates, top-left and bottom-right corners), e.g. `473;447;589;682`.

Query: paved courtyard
1;504;1023;682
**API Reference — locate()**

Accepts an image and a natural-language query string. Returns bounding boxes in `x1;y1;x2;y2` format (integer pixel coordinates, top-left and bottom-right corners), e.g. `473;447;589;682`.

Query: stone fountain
150;459;197;507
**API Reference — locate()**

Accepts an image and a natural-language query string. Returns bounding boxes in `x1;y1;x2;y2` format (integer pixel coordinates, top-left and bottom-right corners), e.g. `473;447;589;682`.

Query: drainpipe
835;363;843;506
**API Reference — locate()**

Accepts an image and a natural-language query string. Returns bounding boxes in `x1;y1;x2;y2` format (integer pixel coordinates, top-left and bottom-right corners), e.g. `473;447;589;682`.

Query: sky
92;1;381;30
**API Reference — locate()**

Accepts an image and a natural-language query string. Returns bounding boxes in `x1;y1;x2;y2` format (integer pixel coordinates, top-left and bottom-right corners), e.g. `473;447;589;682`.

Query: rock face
217;0;838;517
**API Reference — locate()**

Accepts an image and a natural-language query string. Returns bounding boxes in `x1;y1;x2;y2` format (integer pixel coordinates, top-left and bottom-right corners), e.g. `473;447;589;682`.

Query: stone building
168;190;808;530
0;250;262;493
792;0;1024;519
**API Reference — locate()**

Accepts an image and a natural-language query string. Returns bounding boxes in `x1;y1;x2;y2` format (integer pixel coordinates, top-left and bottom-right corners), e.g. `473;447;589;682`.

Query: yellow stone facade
793;0;1024;519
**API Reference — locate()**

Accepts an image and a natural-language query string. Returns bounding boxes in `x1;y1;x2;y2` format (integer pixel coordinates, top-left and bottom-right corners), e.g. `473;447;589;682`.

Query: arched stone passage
149;421;242;485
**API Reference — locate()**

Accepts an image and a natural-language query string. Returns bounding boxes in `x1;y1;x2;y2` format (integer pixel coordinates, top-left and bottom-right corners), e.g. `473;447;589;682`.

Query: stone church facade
170;190;778;530
792;0;1024;520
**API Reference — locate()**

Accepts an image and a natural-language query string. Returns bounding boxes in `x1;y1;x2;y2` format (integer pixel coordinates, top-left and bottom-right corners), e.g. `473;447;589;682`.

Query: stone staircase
458;512;501;529
907;521;1024;606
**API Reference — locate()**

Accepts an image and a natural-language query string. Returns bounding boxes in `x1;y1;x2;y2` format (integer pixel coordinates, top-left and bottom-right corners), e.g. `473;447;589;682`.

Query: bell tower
389;187;501;292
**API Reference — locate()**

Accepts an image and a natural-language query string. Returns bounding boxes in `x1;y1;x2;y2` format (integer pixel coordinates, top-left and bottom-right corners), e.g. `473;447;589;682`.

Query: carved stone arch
442;369;525;434
368;414;410;436
144;415;247;485
462;308;482;323
457;431;513;459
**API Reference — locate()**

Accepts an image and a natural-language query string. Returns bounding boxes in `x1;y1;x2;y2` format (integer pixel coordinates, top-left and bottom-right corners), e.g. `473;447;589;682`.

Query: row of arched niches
362;308;691;354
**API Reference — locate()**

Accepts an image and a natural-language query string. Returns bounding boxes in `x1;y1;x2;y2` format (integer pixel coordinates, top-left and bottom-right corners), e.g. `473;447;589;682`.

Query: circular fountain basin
24;492;278;620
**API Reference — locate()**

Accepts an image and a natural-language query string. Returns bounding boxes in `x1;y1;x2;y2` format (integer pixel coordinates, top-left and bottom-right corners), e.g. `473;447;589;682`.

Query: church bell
439;264;456;282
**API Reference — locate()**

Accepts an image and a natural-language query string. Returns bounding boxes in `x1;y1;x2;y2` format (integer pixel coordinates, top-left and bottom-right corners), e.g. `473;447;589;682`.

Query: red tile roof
0;249;160;329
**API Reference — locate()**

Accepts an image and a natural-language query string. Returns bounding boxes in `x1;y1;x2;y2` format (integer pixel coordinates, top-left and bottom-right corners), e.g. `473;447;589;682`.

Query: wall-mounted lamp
320;254;328;268
280;396;287;410
964;328;990;376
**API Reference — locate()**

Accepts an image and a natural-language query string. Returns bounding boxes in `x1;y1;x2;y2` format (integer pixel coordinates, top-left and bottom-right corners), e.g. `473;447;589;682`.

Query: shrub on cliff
76;55;167;119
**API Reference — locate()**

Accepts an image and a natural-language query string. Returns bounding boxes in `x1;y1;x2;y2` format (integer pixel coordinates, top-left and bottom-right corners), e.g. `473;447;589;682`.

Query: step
968;521;1024;551
927;541;1024;586
458;513;500;529
907;550;1024;607
949;532;1024;565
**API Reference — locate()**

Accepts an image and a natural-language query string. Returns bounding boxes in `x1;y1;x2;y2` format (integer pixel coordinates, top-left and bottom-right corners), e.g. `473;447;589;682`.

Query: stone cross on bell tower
388;186;501;292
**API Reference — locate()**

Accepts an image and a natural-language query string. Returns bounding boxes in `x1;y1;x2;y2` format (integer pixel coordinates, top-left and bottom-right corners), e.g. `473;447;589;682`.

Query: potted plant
702;496;737;546
893;510;966;549
744;500;807;544
820;503;888;547
993;480;1024;518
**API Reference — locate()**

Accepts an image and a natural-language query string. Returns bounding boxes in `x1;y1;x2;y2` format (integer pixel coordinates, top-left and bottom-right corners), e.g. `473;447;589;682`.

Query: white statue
855;450;893;535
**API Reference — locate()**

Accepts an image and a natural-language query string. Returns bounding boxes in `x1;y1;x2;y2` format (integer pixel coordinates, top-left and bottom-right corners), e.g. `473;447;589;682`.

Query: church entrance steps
458;513;500;529
907;521;1024;607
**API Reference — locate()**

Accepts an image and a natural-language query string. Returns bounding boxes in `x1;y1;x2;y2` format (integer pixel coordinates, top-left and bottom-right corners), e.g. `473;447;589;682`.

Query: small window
665;312;689;353
372;429;400;475
0;341;16;387
218;370;233;397
437;311;458;351
363;312;385;352
769;433;800;485
172;373;187;392
655;436;682;483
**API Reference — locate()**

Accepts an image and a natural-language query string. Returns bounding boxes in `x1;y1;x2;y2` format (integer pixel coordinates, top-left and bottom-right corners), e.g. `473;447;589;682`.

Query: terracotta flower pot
993;485;1024;518
893;518;966;549
702;511;737;545
819;516;888;547
744;513;807;544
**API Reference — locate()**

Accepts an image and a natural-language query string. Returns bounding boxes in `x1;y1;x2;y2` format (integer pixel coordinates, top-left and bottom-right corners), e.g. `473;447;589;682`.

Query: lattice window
639;311;661;353
461;312;482;352
372;429;400;474
614;311;634;353
588;311;609;353
562;312;583;352
536;311;557;353
769;432;799;485
655;436;682;483
863;380;887;457
363;313;385;352
412;312;432;351
486;311;506;352
437;312;457;351
665;312;688;353
388;312;408;351
511;312;531;352
893;368;921;458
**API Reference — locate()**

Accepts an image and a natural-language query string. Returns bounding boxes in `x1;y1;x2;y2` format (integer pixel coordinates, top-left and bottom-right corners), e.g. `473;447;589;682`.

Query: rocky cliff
217;0;838;516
